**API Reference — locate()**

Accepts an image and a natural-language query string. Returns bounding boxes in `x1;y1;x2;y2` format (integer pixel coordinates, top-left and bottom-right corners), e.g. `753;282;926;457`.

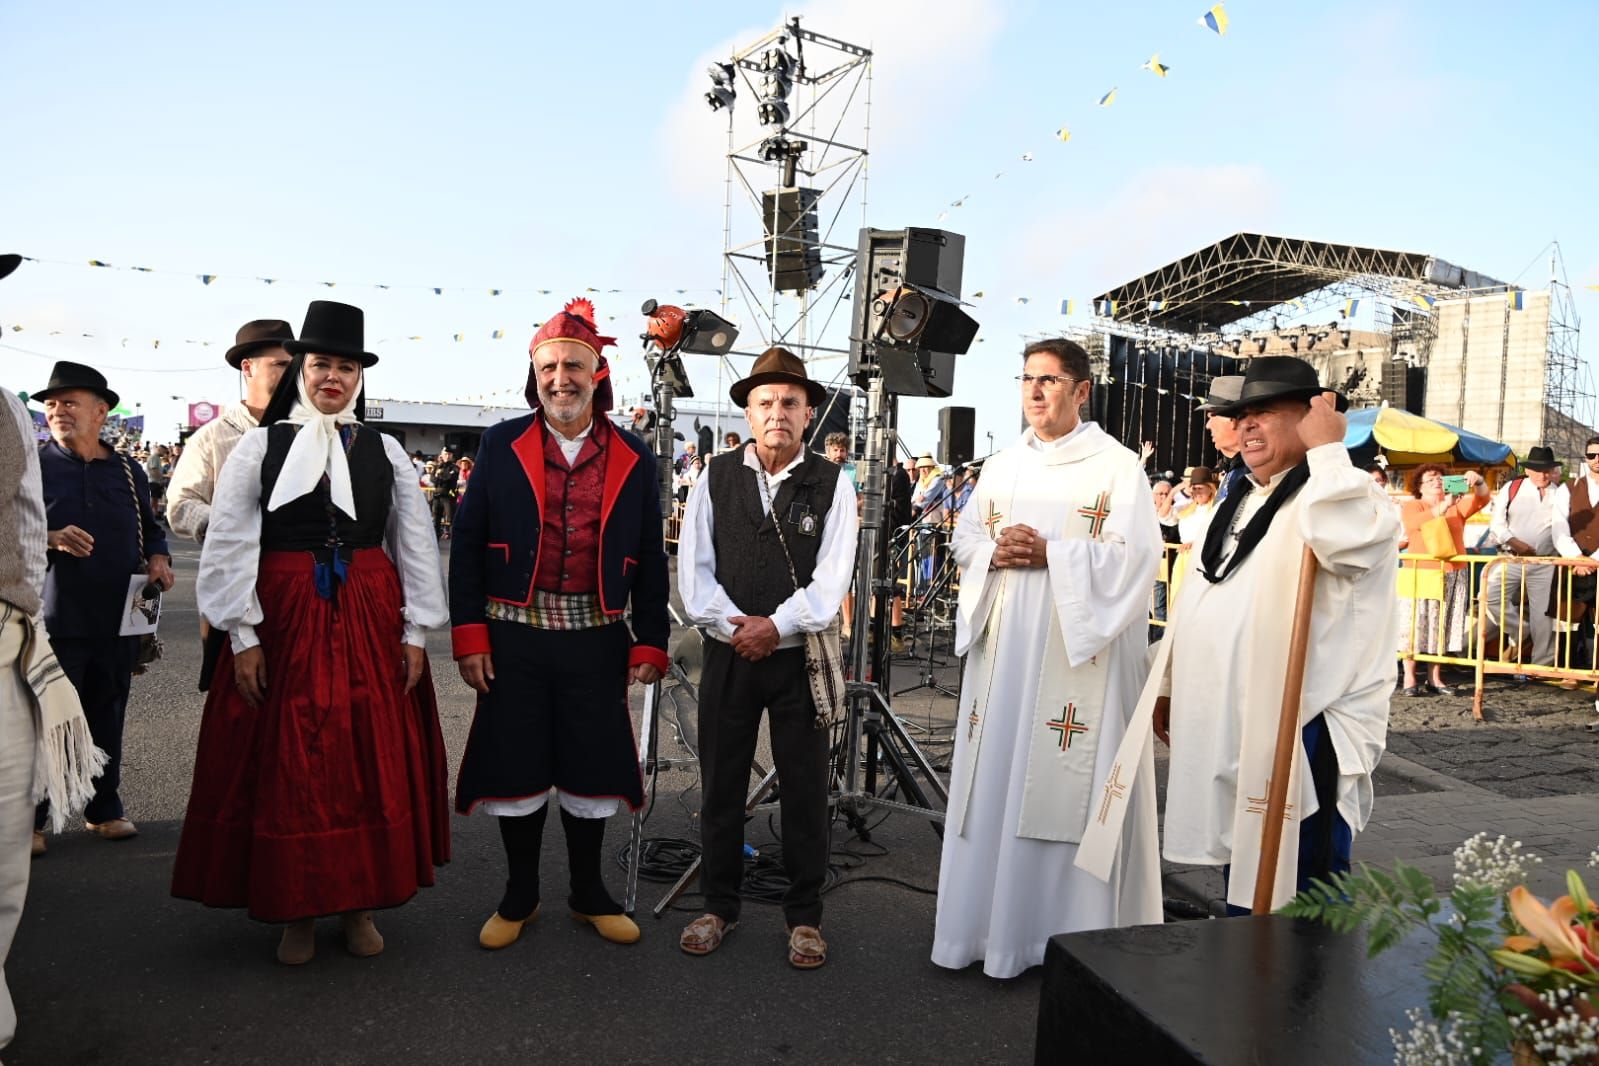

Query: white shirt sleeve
1489;484;1515;548
1296;444;1404;578
769;471;858;639
677;470;743;641
166;423;218;543
381;434;449;646
1045;455;1163;668
197;429;268;652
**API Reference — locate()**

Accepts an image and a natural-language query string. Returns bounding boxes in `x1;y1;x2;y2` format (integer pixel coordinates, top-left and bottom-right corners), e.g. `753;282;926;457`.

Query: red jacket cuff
629;644;669;674
452;624;491;659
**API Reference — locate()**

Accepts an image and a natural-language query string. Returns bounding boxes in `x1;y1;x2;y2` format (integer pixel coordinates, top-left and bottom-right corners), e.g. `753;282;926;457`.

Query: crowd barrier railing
1150;548;1599;722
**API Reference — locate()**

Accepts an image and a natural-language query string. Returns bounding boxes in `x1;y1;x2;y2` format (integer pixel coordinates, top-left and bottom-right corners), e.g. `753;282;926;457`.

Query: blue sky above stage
2;0;1596;453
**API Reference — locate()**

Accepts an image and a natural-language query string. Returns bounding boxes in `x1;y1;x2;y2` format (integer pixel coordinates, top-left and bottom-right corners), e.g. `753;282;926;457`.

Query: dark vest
707;449;839;617
1568;476;1599;556
260;423;393;551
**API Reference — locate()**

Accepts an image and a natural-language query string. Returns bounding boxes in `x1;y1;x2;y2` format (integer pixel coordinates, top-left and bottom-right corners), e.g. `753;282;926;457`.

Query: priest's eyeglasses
1015;374;1078;390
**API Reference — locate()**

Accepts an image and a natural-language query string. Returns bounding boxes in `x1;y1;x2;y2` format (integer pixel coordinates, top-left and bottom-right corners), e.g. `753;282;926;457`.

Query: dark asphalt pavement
9;543;1042;1065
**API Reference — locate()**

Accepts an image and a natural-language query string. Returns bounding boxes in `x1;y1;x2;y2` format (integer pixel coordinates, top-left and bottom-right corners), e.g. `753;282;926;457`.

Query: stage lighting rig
757;46;795;126
1253;334;1269;355
705;62;736;112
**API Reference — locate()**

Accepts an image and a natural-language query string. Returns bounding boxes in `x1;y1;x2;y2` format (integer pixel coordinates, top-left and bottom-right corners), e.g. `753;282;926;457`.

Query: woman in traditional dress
1397;463;1488;696
171;301;450;964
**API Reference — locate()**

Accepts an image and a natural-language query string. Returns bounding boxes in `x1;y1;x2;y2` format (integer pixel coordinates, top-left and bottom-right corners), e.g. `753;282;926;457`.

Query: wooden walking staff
1251;544;1320;915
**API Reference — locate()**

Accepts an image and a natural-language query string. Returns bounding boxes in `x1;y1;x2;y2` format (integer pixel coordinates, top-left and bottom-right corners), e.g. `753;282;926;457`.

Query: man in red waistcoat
450;298;669;951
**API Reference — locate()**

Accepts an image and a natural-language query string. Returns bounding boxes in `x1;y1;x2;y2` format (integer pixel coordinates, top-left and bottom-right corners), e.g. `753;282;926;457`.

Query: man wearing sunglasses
1551;437;1599;668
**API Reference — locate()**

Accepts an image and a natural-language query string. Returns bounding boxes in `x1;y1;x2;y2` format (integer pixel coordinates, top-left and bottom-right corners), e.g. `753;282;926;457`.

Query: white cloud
1013;162;1281;290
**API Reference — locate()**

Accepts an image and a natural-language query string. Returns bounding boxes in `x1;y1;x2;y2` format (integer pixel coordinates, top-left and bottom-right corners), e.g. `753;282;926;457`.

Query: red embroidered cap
526;297;617;413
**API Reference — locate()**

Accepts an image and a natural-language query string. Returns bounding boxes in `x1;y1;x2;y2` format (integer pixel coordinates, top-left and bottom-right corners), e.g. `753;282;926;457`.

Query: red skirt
171;548;451;922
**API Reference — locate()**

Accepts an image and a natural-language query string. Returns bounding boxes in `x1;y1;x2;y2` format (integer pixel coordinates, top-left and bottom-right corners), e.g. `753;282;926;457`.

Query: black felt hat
283;301;379;367
33;361;119;409
225;319;295;369
0;254;22;282
1217;356;1347;416
1522;446;1560;471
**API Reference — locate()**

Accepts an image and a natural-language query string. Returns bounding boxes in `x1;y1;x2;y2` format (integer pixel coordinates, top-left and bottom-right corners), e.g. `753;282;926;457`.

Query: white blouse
197;427;449;653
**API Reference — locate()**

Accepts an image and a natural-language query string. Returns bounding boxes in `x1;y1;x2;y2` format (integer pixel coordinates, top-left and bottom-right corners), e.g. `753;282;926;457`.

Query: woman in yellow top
1398;464;1488;696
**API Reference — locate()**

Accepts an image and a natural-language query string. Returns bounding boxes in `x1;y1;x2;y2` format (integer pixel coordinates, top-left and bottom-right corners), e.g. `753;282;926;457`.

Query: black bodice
259;423;393;551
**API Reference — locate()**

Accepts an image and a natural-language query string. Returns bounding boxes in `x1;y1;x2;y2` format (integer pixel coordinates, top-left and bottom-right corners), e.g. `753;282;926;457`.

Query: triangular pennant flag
1021;152;1035;161
1098;87;1117;106
1142;53;1170;77
198;274;216;285
489;289;502;296
88;260;111;267
433;287;443;295
492;329;505;339
131;266;153;273
1015;297;1030;305
453;333;464;342
1199;3;1229;35
1055;127;1071;142
971;291;985;298
260;278;276;285
376;284;390;290
322;281;336;288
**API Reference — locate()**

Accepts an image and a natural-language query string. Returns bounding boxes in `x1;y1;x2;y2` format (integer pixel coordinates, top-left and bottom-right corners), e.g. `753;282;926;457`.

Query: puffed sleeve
197;429;268;652
381;434;448;646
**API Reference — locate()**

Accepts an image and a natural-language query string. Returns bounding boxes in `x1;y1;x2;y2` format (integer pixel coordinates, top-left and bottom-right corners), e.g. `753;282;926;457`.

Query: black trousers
697;641;830;928
36;635;139;829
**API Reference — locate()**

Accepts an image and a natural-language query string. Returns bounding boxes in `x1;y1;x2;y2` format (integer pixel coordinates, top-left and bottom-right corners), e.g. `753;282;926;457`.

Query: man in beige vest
166;320;295;543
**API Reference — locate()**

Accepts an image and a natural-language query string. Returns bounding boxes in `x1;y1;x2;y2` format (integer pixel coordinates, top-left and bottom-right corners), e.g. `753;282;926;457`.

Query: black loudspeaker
849;227;976;398
760;188;823;293
938;406;975;467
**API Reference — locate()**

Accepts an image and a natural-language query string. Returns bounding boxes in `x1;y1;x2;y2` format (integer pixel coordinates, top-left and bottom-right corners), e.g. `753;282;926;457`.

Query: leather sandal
787;925;827;970
679;913;735;956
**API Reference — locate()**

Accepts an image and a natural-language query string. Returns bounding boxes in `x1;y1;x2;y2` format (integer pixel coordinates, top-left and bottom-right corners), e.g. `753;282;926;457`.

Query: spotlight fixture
1340;329;1352;348
704;62;736;112
1305;332;1319;351
1253;335;1269;355
1229;337;1243;355
757;47;795;126
1288;334;1301;353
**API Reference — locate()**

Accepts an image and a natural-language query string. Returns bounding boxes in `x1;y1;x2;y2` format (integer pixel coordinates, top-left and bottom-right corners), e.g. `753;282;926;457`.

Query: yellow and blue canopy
1342;407;1515;466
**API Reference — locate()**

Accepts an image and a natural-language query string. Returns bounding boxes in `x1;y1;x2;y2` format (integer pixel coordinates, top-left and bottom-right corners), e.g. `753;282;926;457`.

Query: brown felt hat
729;346;827;408
225;319;295;369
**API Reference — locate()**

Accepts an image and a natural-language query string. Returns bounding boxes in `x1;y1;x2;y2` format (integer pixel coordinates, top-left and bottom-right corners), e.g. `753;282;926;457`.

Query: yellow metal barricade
1470;555;1599;718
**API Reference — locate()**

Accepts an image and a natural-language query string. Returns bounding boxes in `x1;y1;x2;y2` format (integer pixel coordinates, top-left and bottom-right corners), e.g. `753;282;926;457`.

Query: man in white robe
1153;356;1397;913
932;338;1164;979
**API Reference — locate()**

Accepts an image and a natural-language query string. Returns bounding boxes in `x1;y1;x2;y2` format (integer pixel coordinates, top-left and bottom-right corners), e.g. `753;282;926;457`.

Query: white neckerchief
265;370;363;518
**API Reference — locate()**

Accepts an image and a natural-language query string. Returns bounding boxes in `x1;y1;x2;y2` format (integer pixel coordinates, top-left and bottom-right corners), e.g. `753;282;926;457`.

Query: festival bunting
10;255;720;299
1098;88;1117;107
1198;4;1229;36
1342;299;1361;317
1141;53;1171;77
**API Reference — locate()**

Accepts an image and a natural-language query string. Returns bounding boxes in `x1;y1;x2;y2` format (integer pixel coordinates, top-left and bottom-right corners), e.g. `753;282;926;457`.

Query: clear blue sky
3;0;1595;453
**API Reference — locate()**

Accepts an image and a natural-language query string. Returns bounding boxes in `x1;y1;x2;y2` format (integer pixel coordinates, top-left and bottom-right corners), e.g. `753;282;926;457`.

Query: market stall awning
1342;407;1516;466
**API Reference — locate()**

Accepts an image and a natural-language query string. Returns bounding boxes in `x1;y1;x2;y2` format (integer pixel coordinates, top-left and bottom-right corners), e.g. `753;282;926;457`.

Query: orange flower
1508;886;1599;970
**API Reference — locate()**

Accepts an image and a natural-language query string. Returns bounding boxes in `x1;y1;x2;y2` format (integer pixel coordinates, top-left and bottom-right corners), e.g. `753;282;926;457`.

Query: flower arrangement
1281;834;1599;1065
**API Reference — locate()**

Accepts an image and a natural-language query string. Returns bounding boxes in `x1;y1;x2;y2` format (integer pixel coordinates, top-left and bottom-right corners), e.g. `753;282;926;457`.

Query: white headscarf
265;364;363;518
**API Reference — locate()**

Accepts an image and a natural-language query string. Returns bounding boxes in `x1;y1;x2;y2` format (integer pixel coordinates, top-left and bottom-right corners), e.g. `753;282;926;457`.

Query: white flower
1391;1008;1473;1065
1509;988;1599;1063
1452;832;1542;893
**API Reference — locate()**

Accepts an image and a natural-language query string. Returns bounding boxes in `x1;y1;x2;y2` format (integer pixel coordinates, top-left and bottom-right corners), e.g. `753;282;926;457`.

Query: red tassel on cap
564;297;598;329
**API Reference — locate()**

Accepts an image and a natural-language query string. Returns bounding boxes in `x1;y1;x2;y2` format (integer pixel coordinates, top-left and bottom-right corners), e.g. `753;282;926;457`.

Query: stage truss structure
1087;232;1590;463
709;18;871;370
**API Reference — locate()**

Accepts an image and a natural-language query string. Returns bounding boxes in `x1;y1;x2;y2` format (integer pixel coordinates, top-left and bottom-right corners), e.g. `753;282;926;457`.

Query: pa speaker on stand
937;406;974;468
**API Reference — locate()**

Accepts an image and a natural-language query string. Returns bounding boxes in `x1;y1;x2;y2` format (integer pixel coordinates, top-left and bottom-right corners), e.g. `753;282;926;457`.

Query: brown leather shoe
277;919;316;966
341;911;384;958
787;924;827;970
30;831;45;857
85;818;138;840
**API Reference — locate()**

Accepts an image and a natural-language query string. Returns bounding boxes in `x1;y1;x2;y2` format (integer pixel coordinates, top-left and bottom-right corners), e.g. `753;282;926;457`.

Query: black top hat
225;319;296;369
0;254;22;282
729;346;827;407
33;361;119;409
282;301;379;367
1217;356;1347;416
1522;445;1560;471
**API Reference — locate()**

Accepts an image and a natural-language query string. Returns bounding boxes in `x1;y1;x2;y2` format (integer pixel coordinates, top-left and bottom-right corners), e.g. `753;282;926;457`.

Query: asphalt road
11;543;1041;1066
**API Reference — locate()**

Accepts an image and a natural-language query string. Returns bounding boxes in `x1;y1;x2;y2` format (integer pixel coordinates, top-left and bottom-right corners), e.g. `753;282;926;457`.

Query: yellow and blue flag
1509;290;1525;310
1055;127;1071;142
1059;299;1074;315
1099;88;1117;107
1343;298;1360;317
1142;53;1170;77
1198;4;1229;35
1411;294;1436;309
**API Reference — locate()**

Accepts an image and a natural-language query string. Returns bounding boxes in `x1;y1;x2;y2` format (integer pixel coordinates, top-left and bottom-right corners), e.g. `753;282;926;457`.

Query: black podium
1035;917;1431;1064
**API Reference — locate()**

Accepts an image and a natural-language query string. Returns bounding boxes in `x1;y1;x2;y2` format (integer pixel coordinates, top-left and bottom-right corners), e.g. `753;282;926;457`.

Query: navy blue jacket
448;413;669;673
39;440;169;638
